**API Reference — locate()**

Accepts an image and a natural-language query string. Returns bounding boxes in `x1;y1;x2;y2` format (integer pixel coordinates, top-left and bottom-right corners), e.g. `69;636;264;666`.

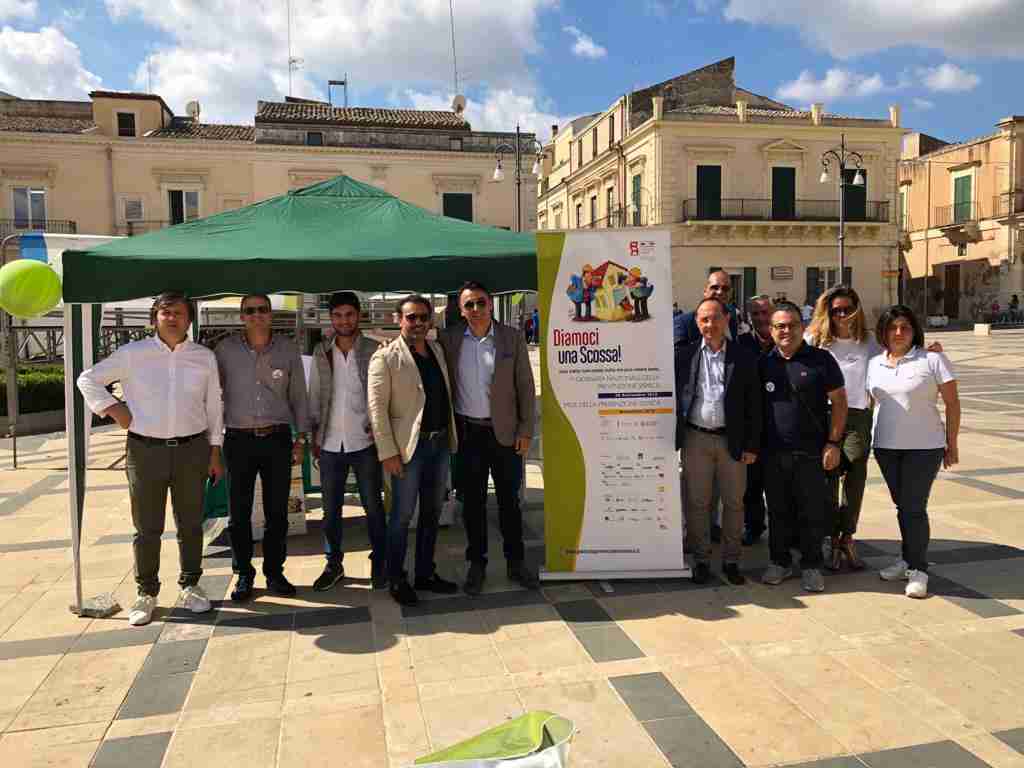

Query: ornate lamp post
492;124;545;232
819;133;864;276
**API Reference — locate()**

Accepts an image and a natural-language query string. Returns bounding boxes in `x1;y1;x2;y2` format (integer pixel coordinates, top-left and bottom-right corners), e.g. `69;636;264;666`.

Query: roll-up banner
537;230;688;580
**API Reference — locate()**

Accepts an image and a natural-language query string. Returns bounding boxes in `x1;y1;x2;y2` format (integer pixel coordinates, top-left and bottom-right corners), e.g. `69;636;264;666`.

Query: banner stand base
540;567;692;582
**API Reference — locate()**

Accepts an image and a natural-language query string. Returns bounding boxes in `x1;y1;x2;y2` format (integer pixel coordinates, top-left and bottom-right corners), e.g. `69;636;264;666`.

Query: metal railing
934;201;984;227
993;192;1024;218
0;219;77;238
680;199;889;223
115;220;171;236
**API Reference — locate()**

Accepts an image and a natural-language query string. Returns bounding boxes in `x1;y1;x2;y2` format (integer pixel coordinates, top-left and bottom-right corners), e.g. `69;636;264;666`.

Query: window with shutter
123;198;144;222
953;175;972;223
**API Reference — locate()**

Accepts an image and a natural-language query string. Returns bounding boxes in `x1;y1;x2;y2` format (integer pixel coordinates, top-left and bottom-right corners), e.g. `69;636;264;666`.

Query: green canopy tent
60;175;538;613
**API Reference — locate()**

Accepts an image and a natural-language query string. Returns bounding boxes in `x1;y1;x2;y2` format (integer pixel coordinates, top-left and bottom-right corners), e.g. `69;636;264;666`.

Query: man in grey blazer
438;281;538;595
308;292;384;592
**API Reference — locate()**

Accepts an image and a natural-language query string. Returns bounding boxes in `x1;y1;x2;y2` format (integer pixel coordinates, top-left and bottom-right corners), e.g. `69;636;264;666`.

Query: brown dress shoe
837;534;866;571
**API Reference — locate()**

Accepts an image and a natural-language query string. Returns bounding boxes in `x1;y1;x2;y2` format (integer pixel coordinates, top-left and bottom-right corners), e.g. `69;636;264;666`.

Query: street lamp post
819;133;864;278
492;124;545;232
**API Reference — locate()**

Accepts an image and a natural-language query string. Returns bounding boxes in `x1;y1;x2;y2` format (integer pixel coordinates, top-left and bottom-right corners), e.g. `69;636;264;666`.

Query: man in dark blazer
438;281;538;595
675;297;761;585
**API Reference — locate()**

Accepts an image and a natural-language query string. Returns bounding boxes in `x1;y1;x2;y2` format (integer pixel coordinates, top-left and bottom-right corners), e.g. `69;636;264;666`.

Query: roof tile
0;115;94;134
149;121;255;141
256;101;470;130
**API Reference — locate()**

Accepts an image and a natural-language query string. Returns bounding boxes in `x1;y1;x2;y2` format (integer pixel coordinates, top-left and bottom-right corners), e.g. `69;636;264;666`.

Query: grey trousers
126;433;209;597
683;427;746;564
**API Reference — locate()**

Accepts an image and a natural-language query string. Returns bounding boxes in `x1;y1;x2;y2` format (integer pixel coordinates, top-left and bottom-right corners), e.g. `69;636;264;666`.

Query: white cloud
405;87;574;141
105;1;559;122
0;26;101;99
912;97;935;110
919;62;980;92
776;68;888;103
723;0;1024;59
562;25;607;59
0;0;36;21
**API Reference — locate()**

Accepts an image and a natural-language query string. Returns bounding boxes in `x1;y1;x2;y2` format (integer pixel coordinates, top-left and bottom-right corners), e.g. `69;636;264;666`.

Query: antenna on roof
286;0;303;97
448;0;461;96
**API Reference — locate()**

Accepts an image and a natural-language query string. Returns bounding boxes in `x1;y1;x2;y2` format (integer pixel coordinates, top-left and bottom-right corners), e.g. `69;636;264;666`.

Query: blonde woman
805;286;879;570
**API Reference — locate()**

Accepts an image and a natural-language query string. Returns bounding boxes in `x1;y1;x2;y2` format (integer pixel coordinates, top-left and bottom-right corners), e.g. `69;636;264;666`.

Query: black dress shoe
723;563;747;586
692;562;711;585
231;575;254;602
464;562;485;596
414;573;459;594
507;561;540;589
313;564;344;592
266;574;297;597
390;580;419;606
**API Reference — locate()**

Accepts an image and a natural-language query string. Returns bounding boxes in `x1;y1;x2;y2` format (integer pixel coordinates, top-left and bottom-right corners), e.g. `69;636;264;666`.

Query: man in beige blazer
368;294;459;606
438;281;537;595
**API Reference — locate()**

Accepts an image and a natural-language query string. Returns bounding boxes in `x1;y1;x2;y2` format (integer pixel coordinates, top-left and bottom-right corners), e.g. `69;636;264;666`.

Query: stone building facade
536;58;905;320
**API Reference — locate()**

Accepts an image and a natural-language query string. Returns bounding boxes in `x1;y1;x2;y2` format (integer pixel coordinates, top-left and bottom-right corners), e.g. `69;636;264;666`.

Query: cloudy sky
2;0;1022;143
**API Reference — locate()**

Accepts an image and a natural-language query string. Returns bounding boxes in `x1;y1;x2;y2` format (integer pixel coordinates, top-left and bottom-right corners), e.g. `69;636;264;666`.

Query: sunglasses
463;299;488;311
771;322;801;332
404;312;431;323
241;305;271;316
829;306;857;317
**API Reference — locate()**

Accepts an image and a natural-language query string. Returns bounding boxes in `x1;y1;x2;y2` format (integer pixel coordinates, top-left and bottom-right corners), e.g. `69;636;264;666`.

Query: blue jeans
319;445;385;569
387;433;449;585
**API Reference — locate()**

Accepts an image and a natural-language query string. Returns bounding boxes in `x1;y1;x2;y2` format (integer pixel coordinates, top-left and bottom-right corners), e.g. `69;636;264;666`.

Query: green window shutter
743;267;757;307
696;165;722;219
806;267;820;305
842;266;852;288
842;169;867;221
771;168;796;220
632;174;642;225
954;176;972;223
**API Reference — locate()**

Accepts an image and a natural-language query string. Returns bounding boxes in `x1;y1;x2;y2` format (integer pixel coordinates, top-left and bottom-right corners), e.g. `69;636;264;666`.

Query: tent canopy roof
61;175;537;303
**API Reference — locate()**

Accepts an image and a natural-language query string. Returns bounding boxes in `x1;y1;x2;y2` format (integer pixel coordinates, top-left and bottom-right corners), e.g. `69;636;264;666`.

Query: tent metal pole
63;304;84;614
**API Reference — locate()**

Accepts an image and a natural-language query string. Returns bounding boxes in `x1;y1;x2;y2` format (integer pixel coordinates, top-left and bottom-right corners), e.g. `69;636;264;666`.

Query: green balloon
0;260;62;318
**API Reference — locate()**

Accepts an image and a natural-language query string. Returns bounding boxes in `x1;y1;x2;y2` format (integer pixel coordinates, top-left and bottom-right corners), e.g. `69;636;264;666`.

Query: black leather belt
128;431;205;447
688;423;726;436
226;425;290;438
458;414;493;427
420;429;447;441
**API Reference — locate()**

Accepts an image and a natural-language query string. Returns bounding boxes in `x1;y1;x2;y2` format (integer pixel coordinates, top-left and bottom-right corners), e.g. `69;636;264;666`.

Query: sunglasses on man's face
404;312;431;324
463;299;488;311
241;305;271;316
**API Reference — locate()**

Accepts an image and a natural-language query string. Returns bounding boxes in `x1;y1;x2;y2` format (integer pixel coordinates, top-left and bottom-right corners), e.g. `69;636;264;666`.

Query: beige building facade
899;119;1023;321
0;90;536;244
537;58;905;319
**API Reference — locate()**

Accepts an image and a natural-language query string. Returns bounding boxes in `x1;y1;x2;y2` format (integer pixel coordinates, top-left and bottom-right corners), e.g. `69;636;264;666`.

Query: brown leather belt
226;424;290;438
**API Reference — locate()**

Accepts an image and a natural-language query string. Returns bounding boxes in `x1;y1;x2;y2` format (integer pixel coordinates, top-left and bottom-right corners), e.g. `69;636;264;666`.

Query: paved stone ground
1;331;1024;767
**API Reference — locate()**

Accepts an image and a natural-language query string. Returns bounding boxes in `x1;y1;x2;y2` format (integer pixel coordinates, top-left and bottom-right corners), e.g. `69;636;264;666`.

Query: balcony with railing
934;201;983;228
115;220;172;236
680;199;890;223
993;191;1024;220
582;206;651;229
0;220;77;238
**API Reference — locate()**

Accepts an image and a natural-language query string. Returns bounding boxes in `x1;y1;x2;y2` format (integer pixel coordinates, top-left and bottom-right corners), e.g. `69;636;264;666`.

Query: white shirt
77;336;224;445
690;340;726;429
308;343;373;454
811;334;881;410
867;346;955;450
455;323;496;419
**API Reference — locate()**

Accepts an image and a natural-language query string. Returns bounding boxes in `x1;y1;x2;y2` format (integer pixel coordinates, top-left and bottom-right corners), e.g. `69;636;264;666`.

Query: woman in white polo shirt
806;286;878;571
867;305;960;599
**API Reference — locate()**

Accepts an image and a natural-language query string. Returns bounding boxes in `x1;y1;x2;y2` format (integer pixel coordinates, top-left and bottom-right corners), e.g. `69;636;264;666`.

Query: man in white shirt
308;292;384;591
77;291;224;627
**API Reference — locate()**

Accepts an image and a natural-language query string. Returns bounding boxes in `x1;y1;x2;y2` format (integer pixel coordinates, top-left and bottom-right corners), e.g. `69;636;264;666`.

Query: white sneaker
180;585;211;613
128;595;156;626
905;570;928;599
879;559;910;582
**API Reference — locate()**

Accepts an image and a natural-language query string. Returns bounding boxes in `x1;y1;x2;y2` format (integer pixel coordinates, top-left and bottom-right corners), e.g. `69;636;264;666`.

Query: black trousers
874;448;944;572
224;429;293;579
763;451;826;569
457;418;525;567
743;458;767;537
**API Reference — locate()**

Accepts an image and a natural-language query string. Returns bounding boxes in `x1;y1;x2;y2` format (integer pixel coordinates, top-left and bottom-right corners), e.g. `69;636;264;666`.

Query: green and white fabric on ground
413;711;574;767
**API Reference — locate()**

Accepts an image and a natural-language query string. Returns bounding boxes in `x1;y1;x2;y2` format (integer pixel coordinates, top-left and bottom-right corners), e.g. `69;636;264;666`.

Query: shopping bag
412;711;574;768
202;473;230;520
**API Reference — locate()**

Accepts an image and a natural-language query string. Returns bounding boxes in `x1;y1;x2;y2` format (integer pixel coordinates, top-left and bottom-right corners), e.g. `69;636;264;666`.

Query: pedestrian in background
869;305;960;599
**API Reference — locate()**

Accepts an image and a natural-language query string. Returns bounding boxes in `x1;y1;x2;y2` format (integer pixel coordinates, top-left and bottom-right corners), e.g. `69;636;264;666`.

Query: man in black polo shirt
759;302;847;592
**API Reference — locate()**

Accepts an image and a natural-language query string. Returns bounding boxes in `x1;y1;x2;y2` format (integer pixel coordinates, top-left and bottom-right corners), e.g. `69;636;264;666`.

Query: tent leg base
69;592;120;618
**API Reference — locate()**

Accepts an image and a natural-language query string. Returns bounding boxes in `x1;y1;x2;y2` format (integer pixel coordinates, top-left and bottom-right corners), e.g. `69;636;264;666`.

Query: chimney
736;99;748;123
811;103;824;126
652;95;664;121
889;104;901;128
551;123;558;139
